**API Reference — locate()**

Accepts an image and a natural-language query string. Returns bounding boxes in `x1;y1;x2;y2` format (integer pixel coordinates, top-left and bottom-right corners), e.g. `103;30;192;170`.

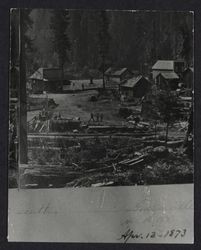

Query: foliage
156;91;183;124
24;10;193;76
180;17;193;66
50;10;71;68
143;89;183;144
98;11;110;61
142;150;193;185
156;90;183;144
98;10;110;88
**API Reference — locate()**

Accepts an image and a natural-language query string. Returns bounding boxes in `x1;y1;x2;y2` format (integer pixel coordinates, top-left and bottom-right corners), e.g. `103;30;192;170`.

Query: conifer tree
98;10;110;89
50;10;71;89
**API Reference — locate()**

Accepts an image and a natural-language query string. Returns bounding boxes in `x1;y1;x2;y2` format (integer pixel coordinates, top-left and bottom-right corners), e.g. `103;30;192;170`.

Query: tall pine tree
50;10;71;88
98;10;110;89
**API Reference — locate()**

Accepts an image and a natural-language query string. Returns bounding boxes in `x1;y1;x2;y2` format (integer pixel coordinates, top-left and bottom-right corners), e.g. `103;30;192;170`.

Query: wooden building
120;75;151;100
152;60;185;81
104;67;133;84
29;68;70;94
155;72;180;90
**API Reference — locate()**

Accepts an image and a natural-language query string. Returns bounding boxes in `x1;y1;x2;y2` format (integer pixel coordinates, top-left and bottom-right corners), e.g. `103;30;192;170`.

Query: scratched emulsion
8;184;193;243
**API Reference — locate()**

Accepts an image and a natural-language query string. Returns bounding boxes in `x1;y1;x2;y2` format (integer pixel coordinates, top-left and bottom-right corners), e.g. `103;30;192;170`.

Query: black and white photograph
8;9;194;243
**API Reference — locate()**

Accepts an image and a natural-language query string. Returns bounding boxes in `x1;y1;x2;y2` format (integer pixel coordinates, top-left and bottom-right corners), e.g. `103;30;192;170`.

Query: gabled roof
152;60;174;70
10;65;20;72
105;67;129;76
122;75;150;88
183;67;194;73
29;68;44;80
159;72;179;79
29;68;64;81
104;67;112;75
131;70;140;75
113;68;128;76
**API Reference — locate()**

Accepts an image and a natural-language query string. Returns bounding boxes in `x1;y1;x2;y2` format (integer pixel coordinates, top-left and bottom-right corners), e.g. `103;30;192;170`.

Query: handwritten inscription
10;202;58;215
118;228;187;243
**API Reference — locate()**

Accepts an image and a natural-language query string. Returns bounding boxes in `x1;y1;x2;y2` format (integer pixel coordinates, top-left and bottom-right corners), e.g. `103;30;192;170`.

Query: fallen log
129;159;144;166
85;165;113;173
91;181;114;187
118;155;144;165
125;156;144;165
119;158;131;164
167;140;183;147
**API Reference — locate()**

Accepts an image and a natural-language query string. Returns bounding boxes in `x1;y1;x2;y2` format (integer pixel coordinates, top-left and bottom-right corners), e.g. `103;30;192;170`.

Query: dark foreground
9;134;193;188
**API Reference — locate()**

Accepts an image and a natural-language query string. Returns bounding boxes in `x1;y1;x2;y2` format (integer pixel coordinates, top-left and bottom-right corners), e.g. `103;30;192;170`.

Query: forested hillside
26;10;193;75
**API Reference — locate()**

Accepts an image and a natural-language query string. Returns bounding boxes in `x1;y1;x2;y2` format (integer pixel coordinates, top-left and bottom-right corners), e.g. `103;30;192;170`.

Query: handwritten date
118;228;187;243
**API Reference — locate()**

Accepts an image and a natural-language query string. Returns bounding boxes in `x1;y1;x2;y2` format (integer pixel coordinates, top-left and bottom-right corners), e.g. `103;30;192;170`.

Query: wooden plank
129;159;144;166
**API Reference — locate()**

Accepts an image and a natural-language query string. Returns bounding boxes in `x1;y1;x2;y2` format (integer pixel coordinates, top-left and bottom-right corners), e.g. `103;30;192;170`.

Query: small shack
104;67;133;84
156;72;179;90
29;68;70;94
120;75;151;100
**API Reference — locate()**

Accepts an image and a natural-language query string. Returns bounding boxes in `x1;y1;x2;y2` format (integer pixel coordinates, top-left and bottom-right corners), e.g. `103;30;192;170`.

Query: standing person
89;112;95;123
82;83;85;91
42;106;45;116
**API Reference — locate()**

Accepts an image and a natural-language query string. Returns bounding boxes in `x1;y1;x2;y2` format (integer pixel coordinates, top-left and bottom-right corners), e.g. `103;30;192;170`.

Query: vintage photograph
8;9;194;243
9;9;193;189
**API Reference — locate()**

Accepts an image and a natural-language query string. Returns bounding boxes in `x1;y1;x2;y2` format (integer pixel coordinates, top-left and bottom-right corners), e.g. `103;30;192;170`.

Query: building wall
106;70;133;84
31;79;45;94
156;75;168;90
121;79;150;99
31;80;62;93
121;88;133;99
152;69;173;81
110;76;121;83
156;75;179;91
133;79;150;98
44;81;62;92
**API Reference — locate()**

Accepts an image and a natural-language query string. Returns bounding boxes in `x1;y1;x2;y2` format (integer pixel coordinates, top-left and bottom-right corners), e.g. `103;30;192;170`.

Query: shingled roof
159;72;179;79
122;75;150;88
152;60;174;71
104;67;129;76
29;68;63;81
29;68;44;80
183;67;194;73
